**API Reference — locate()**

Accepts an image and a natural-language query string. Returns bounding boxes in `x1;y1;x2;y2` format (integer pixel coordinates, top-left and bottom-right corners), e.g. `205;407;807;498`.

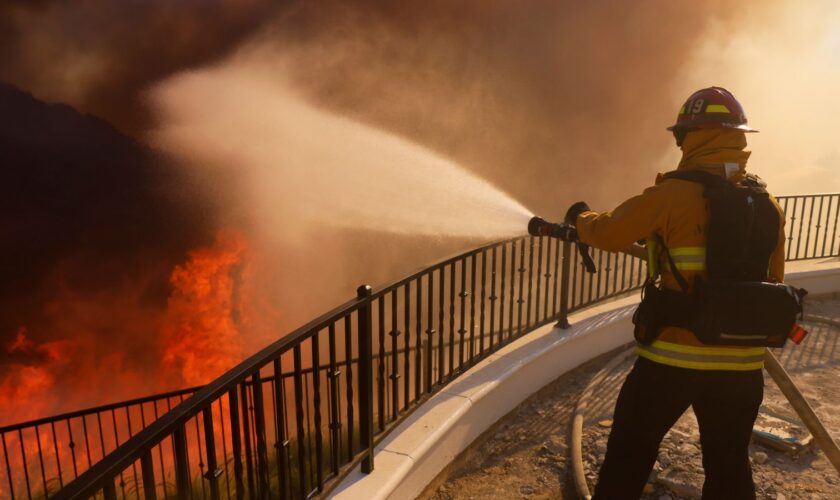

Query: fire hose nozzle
527;216;576;241
527;216;596;274
528;216;548;236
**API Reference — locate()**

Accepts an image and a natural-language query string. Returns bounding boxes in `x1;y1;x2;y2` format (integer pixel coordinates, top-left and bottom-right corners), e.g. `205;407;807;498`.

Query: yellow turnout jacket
576;129;786;371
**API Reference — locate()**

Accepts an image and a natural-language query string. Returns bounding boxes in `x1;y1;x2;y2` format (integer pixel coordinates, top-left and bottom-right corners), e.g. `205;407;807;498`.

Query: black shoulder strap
651;234;690;293
662;169;729;189
660;241;688;293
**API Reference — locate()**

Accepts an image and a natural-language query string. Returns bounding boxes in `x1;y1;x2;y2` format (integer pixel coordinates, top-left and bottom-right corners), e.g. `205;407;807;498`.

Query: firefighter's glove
565;201;591;225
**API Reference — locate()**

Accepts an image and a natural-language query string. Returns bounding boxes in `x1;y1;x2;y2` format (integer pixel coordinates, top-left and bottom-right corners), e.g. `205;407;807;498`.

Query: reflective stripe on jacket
636;340;766;371
575;130;786;371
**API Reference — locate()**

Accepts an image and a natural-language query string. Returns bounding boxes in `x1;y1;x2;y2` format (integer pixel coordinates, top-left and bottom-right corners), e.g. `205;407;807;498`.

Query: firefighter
571;87;786;499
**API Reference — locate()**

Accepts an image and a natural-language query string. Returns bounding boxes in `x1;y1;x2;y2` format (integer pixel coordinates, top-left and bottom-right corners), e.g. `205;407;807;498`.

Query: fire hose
764;317;840;474
570;346;636;500
571;343;840;500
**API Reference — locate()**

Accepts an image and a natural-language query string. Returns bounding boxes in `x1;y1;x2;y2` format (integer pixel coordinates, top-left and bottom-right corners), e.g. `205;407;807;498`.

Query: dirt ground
420;296;840;500
418;349;619;499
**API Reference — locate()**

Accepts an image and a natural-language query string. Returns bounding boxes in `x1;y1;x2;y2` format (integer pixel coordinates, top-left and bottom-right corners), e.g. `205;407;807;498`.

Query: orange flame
0;327;71;424
160;231;250;388
3;229;271;429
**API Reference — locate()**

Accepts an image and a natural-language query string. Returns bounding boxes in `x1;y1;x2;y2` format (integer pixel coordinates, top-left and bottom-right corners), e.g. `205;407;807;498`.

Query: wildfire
0;327;71;425
0;229;270;429
160;230;251;388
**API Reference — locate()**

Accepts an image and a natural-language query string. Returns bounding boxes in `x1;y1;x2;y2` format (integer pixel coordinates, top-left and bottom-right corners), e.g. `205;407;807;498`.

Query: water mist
150;57;533;242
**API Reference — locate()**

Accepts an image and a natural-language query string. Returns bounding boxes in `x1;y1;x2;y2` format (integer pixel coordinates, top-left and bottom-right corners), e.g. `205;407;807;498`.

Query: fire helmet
667;87;758;133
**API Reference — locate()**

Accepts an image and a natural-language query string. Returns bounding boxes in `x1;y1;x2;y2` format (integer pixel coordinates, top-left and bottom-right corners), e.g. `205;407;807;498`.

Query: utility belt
633;238;808;348
633;279;807;348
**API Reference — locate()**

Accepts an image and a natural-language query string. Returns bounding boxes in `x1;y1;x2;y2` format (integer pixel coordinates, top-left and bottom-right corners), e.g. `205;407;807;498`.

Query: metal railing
3;192;837;499
777;194;840;261
0;387;201;500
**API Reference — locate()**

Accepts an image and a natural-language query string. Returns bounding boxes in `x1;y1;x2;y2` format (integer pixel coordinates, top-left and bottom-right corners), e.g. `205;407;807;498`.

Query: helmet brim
666;123;759;133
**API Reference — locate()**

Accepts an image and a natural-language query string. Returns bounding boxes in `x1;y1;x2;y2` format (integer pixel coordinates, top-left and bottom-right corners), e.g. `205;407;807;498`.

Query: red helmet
667;87;758;133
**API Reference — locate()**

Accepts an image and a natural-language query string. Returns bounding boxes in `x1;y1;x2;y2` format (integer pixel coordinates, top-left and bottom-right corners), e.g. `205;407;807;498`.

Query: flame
160;230;251;387
0;327;71;425
1;230;268;428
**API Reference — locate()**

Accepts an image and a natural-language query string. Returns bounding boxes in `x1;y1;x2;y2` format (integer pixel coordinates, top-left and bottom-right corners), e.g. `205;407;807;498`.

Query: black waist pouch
690;280;807;348
633;280;807;348
632;281;695;345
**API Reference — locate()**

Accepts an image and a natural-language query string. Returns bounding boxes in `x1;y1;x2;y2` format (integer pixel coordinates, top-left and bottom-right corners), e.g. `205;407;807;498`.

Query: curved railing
0;387;202;499
3;193;838;499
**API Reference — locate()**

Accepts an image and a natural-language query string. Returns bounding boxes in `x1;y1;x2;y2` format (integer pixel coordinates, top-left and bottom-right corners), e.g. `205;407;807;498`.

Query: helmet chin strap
673;127;696;147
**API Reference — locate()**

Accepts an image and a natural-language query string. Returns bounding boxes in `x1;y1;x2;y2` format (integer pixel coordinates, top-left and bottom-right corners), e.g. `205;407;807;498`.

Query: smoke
3;1;800;204
142;0;775;319
674;0;840;194
0;82;220;423
0;0;280;134
236;0;764;213
6;0;840;422
5;1;840;199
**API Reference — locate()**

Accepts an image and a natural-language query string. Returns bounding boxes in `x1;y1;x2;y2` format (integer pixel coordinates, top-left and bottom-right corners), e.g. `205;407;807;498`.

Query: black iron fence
3;192;838;499
0;387;201;500
777;194;840;261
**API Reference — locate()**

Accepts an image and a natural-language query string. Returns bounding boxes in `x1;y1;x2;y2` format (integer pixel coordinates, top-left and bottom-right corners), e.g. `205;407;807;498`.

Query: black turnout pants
593;356;764;500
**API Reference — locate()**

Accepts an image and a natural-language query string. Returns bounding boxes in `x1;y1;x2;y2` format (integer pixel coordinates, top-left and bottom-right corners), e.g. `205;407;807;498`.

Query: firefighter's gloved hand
565;201;591;225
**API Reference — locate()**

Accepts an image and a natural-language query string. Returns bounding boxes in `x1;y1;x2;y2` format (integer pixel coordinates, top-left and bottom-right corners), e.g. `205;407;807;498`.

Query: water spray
152;66;533;240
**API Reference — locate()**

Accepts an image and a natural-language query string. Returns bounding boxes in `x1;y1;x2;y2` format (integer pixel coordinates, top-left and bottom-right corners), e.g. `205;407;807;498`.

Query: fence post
556;240;572;329
173;424;191;500
357;285;375;473
102;479;117;500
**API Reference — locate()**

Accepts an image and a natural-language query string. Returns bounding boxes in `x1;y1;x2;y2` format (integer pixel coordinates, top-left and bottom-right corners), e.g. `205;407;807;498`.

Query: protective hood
677;128;750;182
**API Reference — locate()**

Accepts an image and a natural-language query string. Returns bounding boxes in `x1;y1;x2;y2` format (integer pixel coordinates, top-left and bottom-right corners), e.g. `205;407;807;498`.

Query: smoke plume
145;0;782;320
673;0;840;193
5;0;840;423
0;0;279;134
0;82;222;423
